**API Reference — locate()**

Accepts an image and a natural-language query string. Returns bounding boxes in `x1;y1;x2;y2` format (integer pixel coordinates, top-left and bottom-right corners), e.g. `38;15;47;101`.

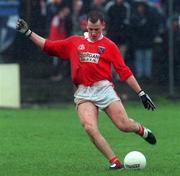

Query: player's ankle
109;156;122;168
136;124;144;136
109;156;118;164
137;125;151;139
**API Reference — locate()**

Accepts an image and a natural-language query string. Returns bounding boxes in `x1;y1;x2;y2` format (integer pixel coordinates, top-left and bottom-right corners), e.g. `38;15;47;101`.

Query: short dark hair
87;10;104;23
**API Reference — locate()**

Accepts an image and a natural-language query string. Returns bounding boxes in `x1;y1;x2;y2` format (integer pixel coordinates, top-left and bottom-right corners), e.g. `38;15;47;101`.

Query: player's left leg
104;100;156;145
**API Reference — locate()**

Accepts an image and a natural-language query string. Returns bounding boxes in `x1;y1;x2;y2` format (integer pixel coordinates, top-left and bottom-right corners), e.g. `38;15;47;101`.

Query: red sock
109;156;122;167
137;125;144;136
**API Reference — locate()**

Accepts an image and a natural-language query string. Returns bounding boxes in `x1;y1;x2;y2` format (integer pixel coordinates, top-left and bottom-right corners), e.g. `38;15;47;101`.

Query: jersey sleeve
111;43;133;81
43;36;74;60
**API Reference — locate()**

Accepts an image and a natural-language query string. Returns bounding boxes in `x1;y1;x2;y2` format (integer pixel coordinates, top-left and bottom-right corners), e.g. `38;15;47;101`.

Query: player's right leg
77;101;123;169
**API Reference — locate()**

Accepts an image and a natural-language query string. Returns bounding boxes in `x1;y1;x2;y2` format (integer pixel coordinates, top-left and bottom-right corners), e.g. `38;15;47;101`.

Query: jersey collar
84;32;104;42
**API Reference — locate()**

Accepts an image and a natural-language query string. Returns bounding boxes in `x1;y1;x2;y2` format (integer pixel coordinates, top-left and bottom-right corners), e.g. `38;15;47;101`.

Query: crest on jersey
78;44;85;50
98;46;105;54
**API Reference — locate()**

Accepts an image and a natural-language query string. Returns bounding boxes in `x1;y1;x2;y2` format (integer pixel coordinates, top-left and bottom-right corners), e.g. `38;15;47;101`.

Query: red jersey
43;35;132;86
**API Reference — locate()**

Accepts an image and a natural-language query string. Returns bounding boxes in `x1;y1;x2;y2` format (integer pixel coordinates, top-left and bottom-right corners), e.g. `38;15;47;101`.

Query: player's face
86;19;105;41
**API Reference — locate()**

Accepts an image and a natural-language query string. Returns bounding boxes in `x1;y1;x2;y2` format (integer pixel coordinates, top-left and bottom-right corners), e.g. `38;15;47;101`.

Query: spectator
72;0;86;35
48;4;71;40
48;3;72;81
106;0;131;58
46;0;63;36
161;0;180;17
104;0;115;12
130;1;159;80
89;0;106;14
30;0;47;36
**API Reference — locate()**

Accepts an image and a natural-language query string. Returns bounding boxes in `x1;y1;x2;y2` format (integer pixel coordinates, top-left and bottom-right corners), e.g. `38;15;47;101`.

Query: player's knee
116;120;131;132
83;123;98;137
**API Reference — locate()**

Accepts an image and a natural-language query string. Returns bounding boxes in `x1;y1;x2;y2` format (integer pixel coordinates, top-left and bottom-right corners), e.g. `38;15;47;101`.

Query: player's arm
16;19;71;59
16;19;45;50
125;75;141;94
125;75;156;111
111;44;156;111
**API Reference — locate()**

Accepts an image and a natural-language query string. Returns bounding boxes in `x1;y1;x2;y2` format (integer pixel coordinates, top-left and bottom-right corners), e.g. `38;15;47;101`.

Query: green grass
0;101;180;176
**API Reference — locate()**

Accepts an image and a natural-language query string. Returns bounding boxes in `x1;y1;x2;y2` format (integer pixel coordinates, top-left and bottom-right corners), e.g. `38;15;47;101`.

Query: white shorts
74;80;120;109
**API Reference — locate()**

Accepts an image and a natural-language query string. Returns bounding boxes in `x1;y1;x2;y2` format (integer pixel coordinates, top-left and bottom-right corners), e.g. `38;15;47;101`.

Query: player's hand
138;90;156;110
16;19;32;37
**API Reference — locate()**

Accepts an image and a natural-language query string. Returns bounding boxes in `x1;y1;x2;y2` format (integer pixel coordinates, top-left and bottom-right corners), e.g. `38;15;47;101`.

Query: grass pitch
0;101;180;176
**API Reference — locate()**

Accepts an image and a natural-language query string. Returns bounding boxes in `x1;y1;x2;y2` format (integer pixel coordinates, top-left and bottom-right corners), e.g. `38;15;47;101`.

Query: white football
124;151;146;169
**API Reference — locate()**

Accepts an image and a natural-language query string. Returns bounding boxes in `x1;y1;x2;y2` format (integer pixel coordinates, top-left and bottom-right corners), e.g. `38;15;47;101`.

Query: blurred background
0;0;180;107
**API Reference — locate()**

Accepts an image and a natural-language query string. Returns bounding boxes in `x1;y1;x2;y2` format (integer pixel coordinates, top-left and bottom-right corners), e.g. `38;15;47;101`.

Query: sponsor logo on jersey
78;44;85;50
79;52;100;64
98;46;105;54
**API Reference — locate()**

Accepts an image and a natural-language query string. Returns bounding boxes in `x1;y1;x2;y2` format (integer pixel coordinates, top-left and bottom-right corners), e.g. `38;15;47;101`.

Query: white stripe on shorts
74;80;120;109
